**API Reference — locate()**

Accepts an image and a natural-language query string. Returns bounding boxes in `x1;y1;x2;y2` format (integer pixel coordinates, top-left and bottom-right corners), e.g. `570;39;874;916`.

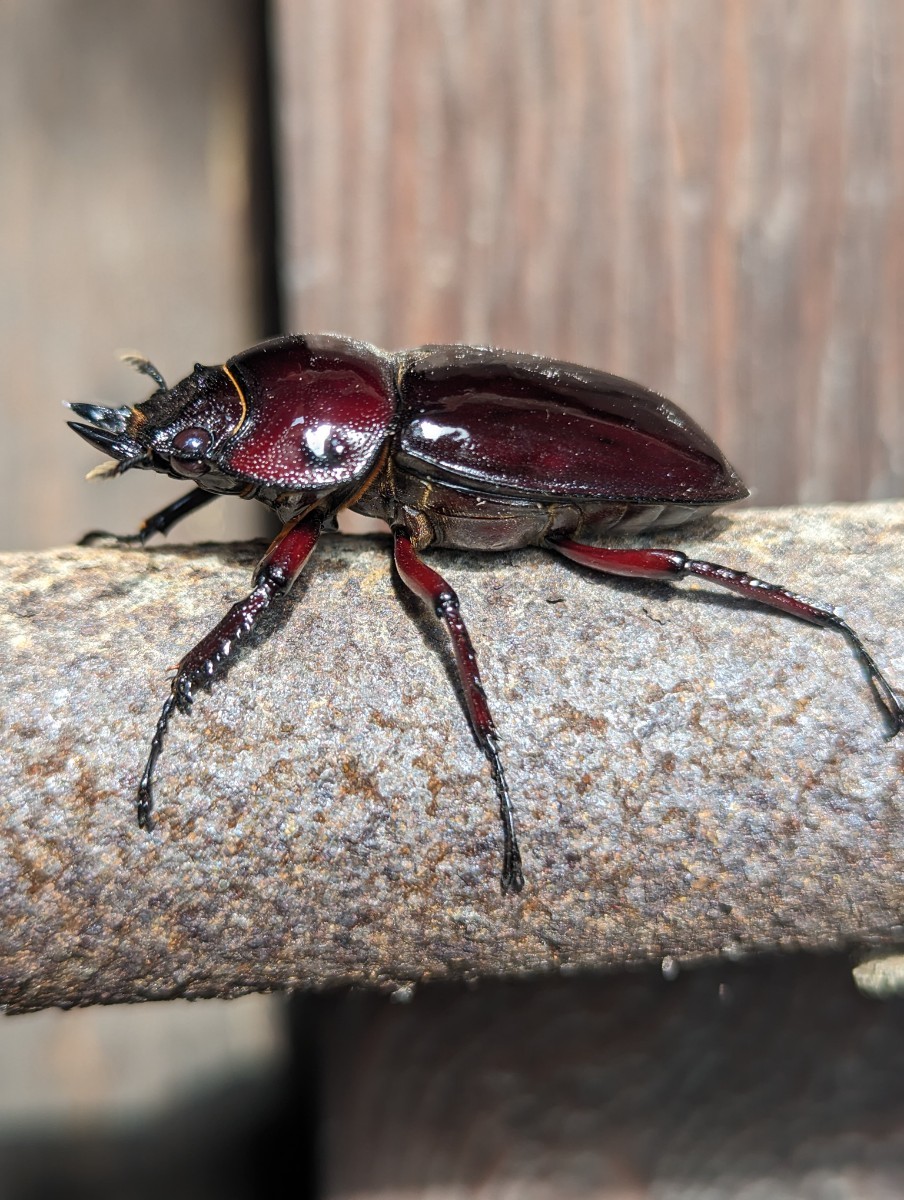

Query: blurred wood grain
0;0;268;551
320;960;904;1199
274;0;904;506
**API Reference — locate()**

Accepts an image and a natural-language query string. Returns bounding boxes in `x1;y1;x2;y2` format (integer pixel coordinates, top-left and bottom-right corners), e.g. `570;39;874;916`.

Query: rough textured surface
0;502;902;1011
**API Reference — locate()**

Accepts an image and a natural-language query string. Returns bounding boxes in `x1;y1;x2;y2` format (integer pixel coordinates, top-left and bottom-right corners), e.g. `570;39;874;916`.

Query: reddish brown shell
222;335;396;491
396;345;748;505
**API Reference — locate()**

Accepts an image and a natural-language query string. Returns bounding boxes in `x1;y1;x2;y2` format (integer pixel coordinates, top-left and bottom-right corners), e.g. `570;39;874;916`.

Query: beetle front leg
550;539;904;736
137;510;323;829
79;487;217;546
393;528;524;894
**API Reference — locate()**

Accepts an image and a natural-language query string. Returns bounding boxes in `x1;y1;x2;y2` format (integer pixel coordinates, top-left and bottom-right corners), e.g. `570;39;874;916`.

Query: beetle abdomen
396;346;747;507
354;469;730;552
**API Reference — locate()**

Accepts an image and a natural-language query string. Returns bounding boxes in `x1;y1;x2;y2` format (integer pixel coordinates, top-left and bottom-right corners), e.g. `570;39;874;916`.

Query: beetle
69;333;903;893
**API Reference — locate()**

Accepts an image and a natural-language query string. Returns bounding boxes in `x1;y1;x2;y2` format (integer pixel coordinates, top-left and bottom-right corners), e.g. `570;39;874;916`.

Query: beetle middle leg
393;527;524;894
549;539;904;736
137;509;323;829
79;487;217;546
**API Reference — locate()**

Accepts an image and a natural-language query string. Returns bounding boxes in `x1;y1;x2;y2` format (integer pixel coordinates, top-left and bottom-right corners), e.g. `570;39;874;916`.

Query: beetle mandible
69;334;903;893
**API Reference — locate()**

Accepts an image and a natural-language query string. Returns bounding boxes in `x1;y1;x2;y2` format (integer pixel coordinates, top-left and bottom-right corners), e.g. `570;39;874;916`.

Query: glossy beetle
69;334;903;893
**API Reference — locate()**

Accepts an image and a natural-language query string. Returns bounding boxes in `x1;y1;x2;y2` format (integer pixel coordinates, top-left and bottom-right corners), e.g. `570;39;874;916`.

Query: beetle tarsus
137;690;179;830
501;849;524;895
136;795;154;831
487;738;524;894
79;528;146;547
823;614;904;737
79;489;218;547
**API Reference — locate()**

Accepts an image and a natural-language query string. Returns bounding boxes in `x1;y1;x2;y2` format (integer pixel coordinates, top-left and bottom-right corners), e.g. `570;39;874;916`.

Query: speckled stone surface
0;502;902;1010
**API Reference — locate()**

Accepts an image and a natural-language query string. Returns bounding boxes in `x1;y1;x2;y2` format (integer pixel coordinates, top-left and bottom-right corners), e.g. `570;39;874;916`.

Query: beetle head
69;338;397;504
68;355;250;490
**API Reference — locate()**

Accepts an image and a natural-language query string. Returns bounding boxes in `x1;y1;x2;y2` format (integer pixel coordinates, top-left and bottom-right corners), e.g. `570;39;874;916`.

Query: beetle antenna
119;352;168;393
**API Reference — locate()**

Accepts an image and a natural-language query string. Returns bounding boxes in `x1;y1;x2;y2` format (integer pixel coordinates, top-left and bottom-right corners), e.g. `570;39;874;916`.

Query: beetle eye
170;426;212;476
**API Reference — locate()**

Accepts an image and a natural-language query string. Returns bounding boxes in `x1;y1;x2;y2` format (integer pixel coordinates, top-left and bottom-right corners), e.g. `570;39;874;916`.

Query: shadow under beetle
69;334;904;893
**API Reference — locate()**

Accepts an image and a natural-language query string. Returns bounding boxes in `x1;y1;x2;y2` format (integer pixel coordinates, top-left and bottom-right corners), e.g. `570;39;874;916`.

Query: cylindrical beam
1;502;901;1011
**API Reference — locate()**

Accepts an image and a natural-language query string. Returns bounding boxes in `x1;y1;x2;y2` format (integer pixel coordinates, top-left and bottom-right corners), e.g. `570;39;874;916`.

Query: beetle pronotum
69;334;903;892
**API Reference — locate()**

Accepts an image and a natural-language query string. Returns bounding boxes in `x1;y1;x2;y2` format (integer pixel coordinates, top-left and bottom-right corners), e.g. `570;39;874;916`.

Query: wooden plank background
0;0;268;551
275;0;904;507
2;0;902;549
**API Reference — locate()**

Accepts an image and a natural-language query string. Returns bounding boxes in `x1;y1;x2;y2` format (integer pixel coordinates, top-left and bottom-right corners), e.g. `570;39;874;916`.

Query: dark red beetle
69;334;903;893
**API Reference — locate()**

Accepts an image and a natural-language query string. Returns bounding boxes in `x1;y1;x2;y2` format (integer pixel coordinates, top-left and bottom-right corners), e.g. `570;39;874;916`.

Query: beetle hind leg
393;527;524;894
549;539;903;736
